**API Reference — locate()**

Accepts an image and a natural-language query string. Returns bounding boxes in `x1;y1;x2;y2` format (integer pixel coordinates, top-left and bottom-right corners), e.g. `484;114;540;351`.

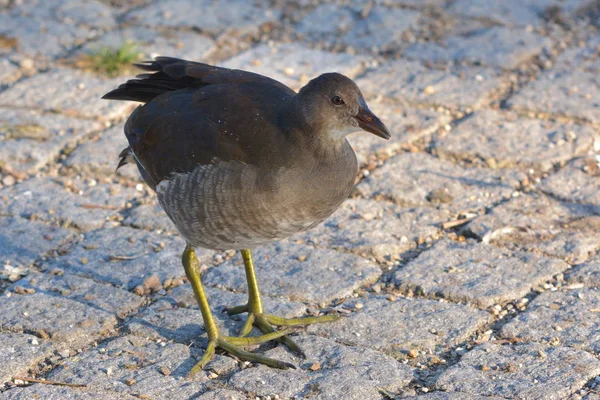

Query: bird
103;56;390;373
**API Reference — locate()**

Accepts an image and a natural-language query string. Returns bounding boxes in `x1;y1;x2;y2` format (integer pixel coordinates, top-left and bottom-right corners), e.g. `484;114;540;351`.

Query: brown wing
124;84;295;189
103;56;294;103
104;57;297;189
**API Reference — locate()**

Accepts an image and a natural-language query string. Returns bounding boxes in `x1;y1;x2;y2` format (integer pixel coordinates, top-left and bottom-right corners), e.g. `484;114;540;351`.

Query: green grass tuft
87;41;142;77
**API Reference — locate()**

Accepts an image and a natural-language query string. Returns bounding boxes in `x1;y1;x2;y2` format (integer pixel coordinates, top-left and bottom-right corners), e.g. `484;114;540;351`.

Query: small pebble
159;366;171;376
309;362;321;371
2;175;15;186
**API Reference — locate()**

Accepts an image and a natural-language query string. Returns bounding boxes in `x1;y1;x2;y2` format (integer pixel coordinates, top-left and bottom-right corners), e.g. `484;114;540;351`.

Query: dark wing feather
102;56;294;103
104;57;297;188
123;85;295;189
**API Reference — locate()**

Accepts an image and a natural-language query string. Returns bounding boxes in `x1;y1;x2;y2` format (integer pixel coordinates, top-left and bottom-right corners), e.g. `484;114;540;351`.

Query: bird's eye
331;95;344;105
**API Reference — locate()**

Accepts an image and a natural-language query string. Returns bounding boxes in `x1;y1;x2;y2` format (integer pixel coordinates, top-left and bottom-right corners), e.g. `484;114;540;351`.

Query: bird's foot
188;330;296;376
225;304;340;358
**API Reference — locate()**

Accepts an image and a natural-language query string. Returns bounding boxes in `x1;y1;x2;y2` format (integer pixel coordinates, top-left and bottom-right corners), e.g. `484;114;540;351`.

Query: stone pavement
0;0;599;398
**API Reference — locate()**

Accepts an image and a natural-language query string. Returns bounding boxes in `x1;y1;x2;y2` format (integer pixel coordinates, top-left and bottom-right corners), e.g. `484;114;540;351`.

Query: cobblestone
0;0;116;62
0;290;118;349
81;27;217;61
0;216;74;270
509;37;600;122
47;226;201;289
228;335;414;399
0;386;138;400
403;26;551;69
356;152;524;213
307;295;491;357
296;3;420;53
0;108;103;175
126;0;280;36
465;193;600;264
222;43;369;91
0;178;141;231
447;0;593;27
395;239;569;308
12;272;144;318
47;335;207;399
357;60;506;110
567;255;600;287
0;333;55;385
293;198;448;262
204;242;381;304
432;109;597;172
501;288;600;352
0;68;136;121
436;342;600;399
539;156;600;207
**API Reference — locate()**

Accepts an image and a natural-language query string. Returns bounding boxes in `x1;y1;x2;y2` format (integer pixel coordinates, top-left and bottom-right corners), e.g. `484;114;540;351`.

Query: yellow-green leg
182;245;295;375
226;249;340;358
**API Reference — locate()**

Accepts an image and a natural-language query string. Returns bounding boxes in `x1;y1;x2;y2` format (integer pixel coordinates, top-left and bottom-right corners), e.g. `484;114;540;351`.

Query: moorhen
103;57;390;373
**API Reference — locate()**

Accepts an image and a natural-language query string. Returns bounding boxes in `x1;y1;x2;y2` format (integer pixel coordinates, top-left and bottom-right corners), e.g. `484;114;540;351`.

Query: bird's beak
355;106;391;140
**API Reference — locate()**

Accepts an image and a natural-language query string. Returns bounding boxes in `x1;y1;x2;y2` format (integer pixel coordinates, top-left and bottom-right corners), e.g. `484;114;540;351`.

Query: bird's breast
155;148;357;250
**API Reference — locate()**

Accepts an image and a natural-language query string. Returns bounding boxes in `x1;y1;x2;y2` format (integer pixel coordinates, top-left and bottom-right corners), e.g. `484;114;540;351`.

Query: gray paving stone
357;60;505;110
194;389;246;400
0;333;55;385
48;335;207;399
403;26;551;69
0;68;137;121
384;0;448;7
436;342;600;399
539;157;600;207
501;288;600;352
433;109;597;172
447;0;593;27
222;43;369;91
296;4;420;52
12;272;144;319
567;256;600;287
65;124;140;180
0;178;141;231
49;226;204;289
0;108;103;175
0;291;117;349
0;0;116;60
81;27;216;61
292;198;448;262
395;239;569;308
356;152;524;213
126;0;280;36
508;38;600;122
308;295;491;356
348;101;452;165
400;393;503;400
17;0;117;31
204;242;381;304
0;216;74;269
228;335;414;399
127;285;306;347
0;385;139;400
465;193;600;264
122;201;176;233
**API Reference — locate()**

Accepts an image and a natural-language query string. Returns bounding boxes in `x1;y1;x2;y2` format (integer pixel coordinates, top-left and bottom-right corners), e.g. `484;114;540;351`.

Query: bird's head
296;72;391;141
